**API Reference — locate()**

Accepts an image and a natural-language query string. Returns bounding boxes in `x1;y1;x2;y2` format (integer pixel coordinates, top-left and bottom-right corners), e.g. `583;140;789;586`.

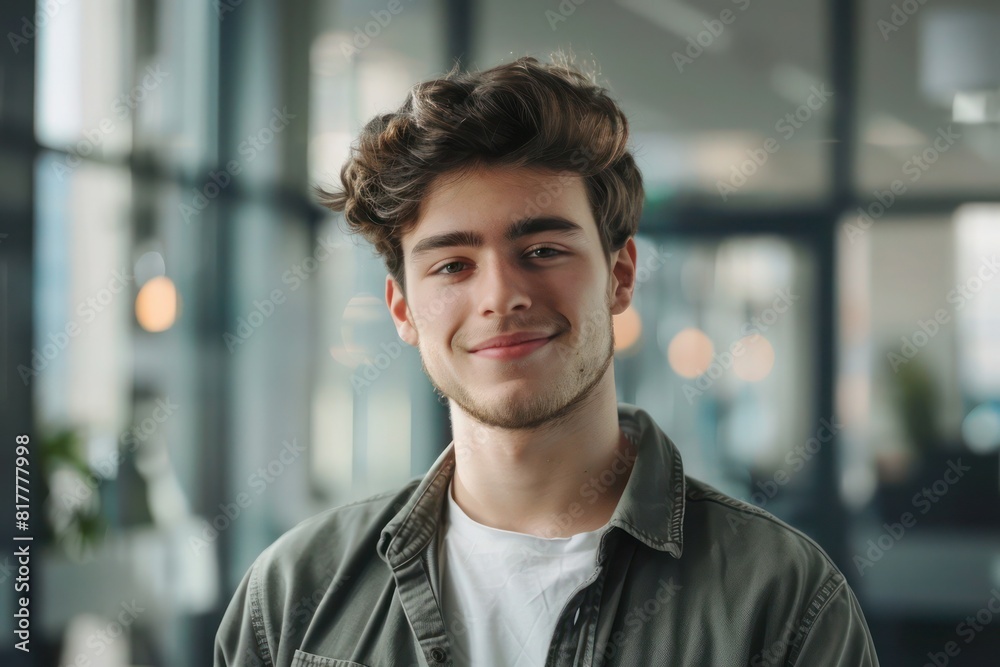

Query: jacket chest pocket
291;649;370;667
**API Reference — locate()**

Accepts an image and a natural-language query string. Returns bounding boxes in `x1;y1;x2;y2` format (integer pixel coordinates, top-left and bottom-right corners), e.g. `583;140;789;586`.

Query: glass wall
476;0;831;207
838;205;1000;660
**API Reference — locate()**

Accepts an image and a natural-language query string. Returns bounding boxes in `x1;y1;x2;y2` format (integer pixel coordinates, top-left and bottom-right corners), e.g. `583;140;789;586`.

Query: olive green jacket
215;403;880;666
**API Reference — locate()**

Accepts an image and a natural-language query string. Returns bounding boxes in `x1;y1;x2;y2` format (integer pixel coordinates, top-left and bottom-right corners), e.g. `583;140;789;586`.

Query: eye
525;246;562;259
435;261;468;275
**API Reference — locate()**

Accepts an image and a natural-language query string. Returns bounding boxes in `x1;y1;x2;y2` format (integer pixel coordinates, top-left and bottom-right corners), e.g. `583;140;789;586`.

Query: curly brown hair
313;53;644;296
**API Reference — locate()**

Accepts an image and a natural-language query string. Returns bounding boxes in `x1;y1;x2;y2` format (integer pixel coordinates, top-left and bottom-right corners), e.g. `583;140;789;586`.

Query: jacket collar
377;402;686;568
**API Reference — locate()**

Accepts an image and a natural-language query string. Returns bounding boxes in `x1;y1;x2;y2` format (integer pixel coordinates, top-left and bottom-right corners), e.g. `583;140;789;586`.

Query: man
215;55;880;666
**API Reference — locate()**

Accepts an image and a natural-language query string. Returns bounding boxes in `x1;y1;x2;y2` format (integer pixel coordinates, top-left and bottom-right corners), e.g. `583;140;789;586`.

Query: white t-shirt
438;479;604;667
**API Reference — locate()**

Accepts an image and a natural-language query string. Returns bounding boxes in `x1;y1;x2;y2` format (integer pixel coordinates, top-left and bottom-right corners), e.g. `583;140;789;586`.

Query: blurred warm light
341;293;384;342
329;344;369;369
691;131;765;184
613;306;642;352
667;327;714;379
135;276;178;332
332;293;387;369
732;334;775;381
962;403;1000;454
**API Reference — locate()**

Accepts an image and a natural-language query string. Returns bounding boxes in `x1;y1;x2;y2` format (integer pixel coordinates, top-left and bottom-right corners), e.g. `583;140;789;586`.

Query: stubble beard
418;302;616;431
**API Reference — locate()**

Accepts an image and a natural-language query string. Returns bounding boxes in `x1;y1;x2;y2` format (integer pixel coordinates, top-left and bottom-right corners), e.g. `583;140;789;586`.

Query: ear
609;237;637;316
386;274;419;347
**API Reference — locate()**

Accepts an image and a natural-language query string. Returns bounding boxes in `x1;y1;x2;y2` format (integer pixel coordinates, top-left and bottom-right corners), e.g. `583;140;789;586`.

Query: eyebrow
409;216;586;262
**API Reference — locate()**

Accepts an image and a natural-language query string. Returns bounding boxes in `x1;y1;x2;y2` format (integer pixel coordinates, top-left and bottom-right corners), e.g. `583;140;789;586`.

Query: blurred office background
1;0;999;664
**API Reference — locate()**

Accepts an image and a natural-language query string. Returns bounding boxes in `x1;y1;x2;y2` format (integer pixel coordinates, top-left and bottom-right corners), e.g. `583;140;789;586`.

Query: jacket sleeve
790;580;880;666
214;558;275;667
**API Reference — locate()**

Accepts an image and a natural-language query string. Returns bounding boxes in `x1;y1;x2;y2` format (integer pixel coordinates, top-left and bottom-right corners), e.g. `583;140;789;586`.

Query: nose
475;254;532;317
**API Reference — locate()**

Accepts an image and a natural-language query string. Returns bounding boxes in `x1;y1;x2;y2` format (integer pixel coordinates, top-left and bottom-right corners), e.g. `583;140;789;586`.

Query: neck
448;374;636;538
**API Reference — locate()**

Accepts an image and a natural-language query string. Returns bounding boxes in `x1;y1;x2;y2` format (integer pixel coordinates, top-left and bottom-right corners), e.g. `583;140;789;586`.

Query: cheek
575;292;614;337
413;292;465;344
559;261;606;297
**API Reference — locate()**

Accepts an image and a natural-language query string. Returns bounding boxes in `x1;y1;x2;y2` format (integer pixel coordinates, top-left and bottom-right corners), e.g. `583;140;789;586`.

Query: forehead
402;165;597;255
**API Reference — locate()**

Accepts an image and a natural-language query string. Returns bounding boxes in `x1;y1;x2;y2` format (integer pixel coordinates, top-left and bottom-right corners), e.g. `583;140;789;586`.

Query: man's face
386;164;635;431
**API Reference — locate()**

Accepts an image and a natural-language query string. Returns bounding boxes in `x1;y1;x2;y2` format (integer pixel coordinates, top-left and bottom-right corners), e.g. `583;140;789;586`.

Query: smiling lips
470;331;557;360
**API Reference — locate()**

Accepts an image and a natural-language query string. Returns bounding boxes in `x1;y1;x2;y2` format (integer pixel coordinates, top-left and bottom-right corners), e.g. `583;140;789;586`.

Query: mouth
470;334;557;360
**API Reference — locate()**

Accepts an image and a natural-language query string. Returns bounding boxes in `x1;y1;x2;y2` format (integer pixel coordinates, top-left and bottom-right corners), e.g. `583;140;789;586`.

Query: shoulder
680;473;852;637
215;478;424;665
679;476;877;665
683;473;842;577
